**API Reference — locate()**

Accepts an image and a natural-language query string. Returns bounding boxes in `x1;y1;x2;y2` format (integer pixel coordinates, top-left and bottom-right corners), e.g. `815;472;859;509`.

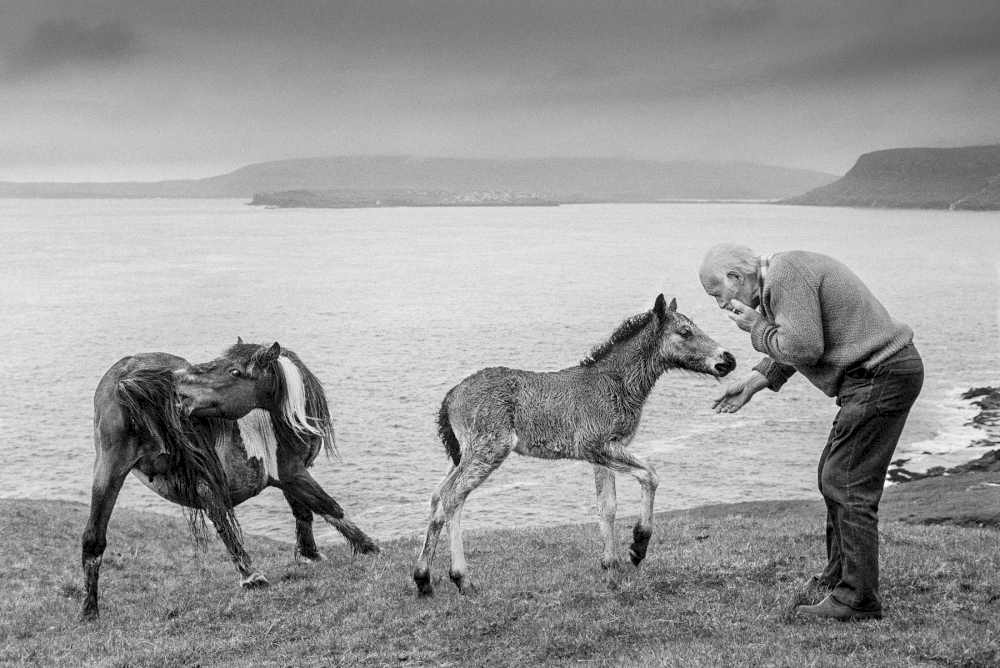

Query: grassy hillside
782;145;1000;210
3;478;999;667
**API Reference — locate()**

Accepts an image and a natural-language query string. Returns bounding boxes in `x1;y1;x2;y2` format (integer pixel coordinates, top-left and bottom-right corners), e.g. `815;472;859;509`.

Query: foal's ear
668;297;677;312
260;342;281;364
237;336;244;345
654;294;667;318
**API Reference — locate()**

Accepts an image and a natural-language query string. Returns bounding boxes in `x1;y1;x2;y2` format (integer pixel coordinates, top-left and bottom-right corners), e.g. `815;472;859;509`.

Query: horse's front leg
591;445;658;567
275;466;379;555
592;465;620;569
201;489;267;589
281;491;326;563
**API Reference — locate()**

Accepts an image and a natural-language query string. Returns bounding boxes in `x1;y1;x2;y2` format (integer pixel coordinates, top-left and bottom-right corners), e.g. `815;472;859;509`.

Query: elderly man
699;244;923;621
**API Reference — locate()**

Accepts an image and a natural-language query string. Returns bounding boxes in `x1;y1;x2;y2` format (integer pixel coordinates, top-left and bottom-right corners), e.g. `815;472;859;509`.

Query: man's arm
749;264;825;367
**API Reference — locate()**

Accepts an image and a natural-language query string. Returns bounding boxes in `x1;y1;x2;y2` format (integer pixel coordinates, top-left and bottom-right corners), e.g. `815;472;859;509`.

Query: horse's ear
237;336;244;345
668;297;677;312
654;294;666;318
261;342;281;364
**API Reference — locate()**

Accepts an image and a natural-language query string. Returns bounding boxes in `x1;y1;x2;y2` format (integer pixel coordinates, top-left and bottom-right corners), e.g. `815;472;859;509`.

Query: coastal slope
782;144;1000;210
0;156;836;203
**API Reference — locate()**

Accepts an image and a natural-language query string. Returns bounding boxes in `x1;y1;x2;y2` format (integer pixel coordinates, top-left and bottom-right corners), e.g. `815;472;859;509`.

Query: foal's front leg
593;465;620;569
592;445;659;567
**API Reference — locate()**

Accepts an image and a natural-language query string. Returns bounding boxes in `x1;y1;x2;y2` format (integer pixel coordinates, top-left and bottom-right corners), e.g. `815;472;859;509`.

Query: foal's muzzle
714;351;736;377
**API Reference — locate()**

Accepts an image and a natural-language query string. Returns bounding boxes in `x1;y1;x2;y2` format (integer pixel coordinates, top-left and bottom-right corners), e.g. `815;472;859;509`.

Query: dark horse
413;295;736;596
82;339;378;621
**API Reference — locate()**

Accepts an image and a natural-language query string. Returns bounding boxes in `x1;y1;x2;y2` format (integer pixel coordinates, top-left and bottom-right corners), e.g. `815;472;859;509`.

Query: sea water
1;199;998;544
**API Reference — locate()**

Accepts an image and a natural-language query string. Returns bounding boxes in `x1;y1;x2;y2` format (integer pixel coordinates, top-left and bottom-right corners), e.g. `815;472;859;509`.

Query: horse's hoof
354;541;380;555
241;573;270;589
80;606;99;622
295;550;328;565
629;549;644;567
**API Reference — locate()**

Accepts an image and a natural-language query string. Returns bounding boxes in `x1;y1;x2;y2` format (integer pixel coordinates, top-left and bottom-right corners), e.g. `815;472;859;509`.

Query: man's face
701;270;759;312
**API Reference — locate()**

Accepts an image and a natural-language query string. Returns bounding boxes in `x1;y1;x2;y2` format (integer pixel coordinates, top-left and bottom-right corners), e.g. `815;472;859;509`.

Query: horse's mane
116;368;241;547
224;343;337;461
580;309;660;367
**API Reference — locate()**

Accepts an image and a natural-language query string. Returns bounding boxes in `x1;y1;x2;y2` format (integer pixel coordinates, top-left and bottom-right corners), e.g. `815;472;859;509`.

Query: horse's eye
679;329;692;339
230;369;242;378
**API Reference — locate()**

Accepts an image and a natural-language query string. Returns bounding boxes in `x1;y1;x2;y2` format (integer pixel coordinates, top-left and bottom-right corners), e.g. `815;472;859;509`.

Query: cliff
0;156;835;202
782;145;1000;210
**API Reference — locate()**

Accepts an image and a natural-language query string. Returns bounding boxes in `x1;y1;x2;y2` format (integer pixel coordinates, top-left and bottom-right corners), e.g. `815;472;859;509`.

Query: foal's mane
580;309;660;367
224;343;337;459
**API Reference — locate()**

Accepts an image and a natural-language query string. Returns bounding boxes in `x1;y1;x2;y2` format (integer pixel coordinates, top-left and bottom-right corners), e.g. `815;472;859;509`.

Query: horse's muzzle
714;351;736;377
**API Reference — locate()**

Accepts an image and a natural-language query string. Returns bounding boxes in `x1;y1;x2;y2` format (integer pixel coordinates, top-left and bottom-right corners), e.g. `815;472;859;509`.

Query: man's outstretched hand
712;370;771;414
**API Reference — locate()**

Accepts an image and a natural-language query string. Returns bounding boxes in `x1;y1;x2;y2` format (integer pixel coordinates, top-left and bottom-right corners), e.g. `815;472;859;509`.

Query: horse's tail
116;368;241;547
437;393;461;467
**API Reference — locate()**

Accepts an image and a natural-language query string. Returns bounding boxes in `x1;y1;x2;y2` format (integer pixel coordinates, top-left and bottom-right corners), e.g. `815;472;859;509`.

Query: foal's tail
437;394;461;467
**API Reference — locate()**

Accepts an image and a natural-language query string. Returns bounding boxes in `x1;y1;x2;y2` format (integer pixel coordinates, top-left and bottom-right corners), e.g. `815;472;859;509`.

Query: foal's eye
230;369;243;378
678;328;692;339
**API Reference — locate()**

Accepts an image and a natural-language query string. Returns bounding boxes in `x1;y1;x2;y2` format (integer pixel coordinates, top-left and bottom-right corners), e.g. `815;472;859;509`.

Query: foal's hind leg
445;457;504;594
591;445;659;567
413;464;459;597
282;491;326;563
593;465;620;569
414;450;507;597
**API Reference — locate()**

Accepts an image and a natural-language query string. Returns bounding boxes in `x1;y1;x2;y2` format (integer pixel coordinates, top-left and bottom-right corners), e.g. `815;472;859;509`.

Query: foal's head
175;339;284;419
653;295;736;377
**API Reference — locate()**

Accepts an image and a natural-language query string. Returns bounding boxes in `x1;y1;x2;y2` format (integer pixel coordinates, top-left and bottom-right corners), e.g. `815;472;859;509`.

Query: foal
413;295;735;596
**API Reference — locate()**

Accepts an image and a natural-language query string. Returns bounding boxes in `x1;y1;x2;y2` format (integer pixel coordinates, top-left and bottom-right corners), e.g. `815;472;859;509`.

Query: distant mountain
0;156;835;203
781;145;1000;210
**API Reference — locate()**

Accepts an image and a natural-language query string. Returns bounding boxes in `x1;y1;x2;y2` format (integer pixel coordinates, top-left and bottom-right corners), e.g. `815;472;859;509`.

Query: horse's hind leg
591;445;659;567
81;432;136;621
593;465;620;569
282;491;326;563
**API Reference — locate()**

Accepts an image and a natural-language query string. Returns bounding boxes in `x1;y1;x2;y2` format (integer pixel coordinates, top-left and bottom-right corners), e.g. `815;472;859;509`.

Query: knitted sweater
751;251;913;397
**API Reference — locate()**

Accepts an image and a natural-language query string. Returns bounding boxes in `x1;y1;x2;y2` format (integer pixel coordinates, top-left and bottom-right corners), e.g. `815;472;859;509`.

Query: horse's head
653;295;736;377
175;339;283;419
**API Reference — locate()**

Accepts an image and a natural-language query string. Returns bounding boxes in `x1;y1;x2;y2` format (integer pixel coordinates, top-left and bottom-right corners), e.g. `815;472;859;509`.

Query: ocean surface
1;199;998;546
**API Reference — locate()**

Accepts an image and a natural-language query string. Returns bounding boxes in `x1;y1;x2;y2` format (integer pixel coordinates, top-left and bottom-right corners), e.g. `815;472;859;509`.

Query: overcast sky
1;0;998;181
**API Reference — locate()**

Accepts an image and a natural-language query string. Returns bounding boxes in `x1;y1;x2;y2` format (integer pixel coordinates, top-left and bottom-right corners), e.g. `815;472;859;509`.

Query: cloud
8;18;142;76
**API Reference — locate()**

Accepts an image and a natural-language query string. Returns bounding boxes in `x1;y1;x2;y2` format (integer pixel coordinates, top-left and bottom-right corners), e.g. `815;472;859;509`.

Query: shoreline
7;386;997;545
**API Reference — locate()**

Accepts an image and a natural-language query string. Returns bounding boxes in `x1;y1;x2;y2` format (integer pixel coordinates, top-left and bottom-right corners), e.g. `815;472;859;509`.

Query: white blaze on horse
81;339;378;621
413;295;736;597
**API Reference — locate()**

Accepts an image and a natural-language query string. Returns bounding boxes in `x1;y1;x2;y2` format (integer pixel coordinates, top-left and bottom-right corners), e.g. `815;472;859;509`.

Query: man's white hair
700;243;759;283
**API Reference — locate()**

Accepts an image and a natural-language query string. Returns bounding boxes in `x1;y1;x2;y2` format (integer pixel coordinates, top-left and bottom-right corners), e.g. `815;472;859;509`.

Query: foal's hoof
450;571;477;595
80;605;99;623
240;573;270;589
600;557;623;571
413;569;434;598
630;527;652;566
